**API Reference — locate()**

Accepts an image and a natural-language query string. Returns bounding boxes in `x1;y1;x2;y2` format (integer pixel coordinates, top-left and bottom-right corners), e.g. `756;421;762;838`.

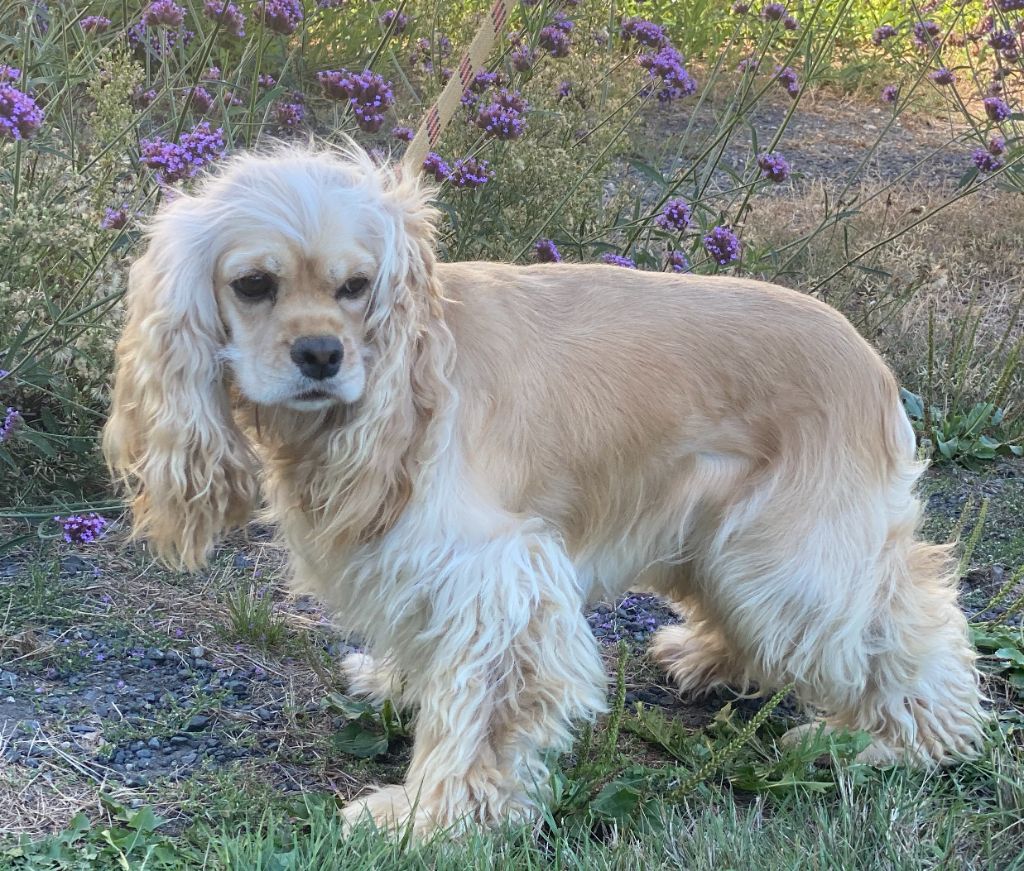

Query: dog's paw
340;652;403;702
649;624;748;696
781;722;902;766
340;785;434;839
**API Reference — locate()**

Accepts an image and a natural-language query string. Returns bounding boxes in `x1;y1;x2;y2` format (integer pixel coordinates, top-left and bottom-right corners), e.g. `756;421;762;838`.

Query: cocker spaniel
104;145;985;836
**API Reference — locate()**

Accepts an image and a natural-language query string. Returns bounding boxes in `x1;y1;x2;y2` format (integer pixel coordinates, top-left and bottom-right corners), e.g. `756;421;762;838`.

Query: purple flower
510;45;535;71
881;83;899;103
988;29;1015;51
973;149;1003;172
703;226;741;265
539;25;571;57
223;90;243;107
205;66;221;80
274;99;305;128
0;407;21;442
984;97;1010;122
551;11;575;33
392;125;414;141
80;15;112;33
0;65;20;82
872;24;897;45
556;80;572;99
55;513;108;544
258;73;277;89
422;151;450;182
140;121;226;185
128;21;193;58
144;0;186;28
930;67;955;86
988;135;1006;156
255;0;303;35
101;206;129;229
667;250;690;272
774;65;799;98
318;69;394;132
656;198;692;232
534;239;561;262
475;89;528;140
731;1;751;12
203;0;246;37
379;9;408;34
782;15;799;30
737;57;759;73
639;45;697;102
601;253;636;268
0;84;44;141
757;151;791;182
449;156;493;189
997;0;1024;8
762;3;786;22
620;17;668;48
188;85;215;113
318;0;346;7
912;20;940;48
132;86;158;109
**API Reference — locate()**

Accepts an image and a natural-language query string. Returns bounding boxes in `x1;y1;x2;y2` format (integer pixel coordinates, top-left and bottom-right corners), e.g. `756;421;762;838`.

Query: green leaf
900;389;924;420
324;692;378;720
591;779;645;821
994;647;1024;667
937;436;958;460
332;722;390;759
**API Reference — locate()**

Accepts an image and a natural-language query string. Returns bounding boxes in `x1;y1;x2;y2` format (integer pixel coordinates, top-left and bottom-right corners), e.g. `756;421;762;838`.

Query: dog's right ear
103;195;258;571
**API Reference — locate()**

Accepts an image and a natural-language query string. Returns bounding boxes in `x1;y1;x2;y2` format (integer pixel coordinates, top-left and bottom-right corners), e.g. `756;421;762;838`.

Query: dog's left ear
103;194;258;571
378;166;443;311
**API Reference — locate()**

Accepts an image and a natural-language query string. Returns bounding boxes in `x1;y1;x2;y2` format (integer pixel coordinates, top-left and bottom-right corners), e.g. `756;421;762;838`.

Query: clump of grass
223;580;290;651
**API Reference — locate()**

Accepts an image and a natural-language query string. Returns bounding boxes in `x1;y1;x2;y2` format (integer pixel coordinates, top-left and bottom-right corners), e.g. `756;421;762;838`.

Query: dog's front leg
340;526;607;838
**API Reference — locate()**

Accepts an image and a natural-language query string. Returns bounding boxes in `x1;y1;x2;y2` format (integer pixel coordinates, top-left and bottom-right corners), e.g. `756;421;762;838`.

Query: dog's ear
378;166;443;309
103;195;258;571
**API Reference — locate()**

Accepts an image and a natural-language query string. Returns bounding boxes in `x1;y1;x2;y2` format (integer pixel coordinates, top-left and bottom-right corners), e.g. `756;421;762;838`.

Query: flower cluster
422;151;450;182
55;513;108;545
557;80;572;100
318;69;395;133
258;73;277;89
639;45;697;102
872;24;897;45
475;89;528;140
1;407;21;443
881;83;899;103
379;9;408;34
0;65;20;81
656;198;692;232
449;156;493;189
203;0;246;38
703;226;741;265
511;45;536;71
391;125;414;142
601;253;636;268
101;206;129;229
775;65;799;97
930;67;955;86
620;17;668;48
912;20;940;49
667;250;690;272
534;239;561;262
144;0;186;28
80;15;112;33
128;20;194;58
274;97;305;129
539;24;572;57
973;149;1002;173
255;0;303;35
757;151;791;182
984;96;1010;122
140;121;226;185
0;83;44;141
189;85;215;113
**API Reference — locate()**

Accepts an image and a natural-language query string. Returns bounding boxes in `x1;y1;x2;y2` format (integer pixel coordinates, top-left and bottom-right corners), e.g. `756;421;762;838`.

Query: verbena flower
601;253;636;268
988;135;1006;156
422;151;450;182
274;98;305;128
205;66;221;79
639;45;696;102
140;121;226;184
912;20;939;48
996;0;1024;10
144;0;186;28
0;65;20;82
972;148;1002;172
762;3;786;22
80;15;112;33
379;9;408;34
0;407;21;442
101;206;129;229
539;25;571;57
317;69;394;132
703;226;741;265
475;88;528;140
0;84;44;141
656;198;692;231
128;21;193;57
556;80;572;99
258;73;277;89
132;86;158;109
551;11;575;33
512;46;535;71
984;96;1010;122
189;85;215;113
757;151;791;181
449;156;493;189
534;239;561;262
392;125;414;141
782;15;799;30
737;57;759;73
881;84;899;103
255;0;303;35
620;17;668;48
667;250;690;272
774;65;799;97
988;29;1015;51
55;513;108;544
872;24;897;45
203;0;246;37
930;68;955;86
731;1;751;13
223;90;242;107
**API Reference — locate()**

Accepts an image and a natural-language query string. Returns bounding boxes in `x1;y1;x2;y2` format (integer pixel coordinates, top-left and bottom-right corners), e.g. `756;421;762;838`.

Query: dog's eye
231;272;277;301
337;276;370;299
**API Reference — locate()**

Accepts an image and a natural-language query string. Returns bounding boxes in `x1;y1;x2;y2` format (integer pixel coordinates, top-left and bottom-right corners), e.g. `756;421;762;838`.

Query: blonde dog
104;145;985;836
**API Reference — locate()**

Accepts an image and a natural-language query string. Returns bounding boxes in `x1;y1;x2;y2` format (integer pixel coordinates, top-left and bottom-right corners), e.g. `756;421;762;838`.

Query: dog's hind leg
340;651;405;703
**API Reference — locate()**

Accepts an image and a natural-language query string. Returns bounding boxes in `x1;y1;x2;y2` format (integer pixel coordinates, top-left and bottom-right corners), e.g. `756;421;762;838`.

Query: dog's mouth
288;388;339;409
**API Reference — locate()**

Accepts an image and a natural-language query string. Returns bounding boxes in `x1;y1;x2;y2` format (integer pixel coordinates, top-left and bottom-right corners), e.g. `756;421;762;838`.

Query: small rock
179;751;198;765
124;774;148;788
190;646;206;659
147;737;161;749
170;735;191;747
184;715;210;732
146;648;165;661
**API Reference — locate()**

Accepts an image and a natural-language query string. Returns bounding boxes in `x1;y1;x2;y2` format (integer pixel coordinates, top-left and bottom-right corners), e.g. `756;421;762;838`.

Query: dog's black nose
290;335;343;380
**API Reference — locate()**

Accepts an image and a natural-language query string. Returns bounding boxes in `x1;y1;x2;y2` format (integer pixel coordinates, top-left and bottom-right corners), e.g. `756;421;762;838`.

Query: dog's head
103;145;440;569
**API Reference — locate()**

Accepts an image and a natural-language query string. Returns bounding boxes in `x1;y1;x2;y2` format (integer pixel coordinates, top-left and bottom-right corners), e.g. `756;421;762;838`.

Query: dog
103;145;985;836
